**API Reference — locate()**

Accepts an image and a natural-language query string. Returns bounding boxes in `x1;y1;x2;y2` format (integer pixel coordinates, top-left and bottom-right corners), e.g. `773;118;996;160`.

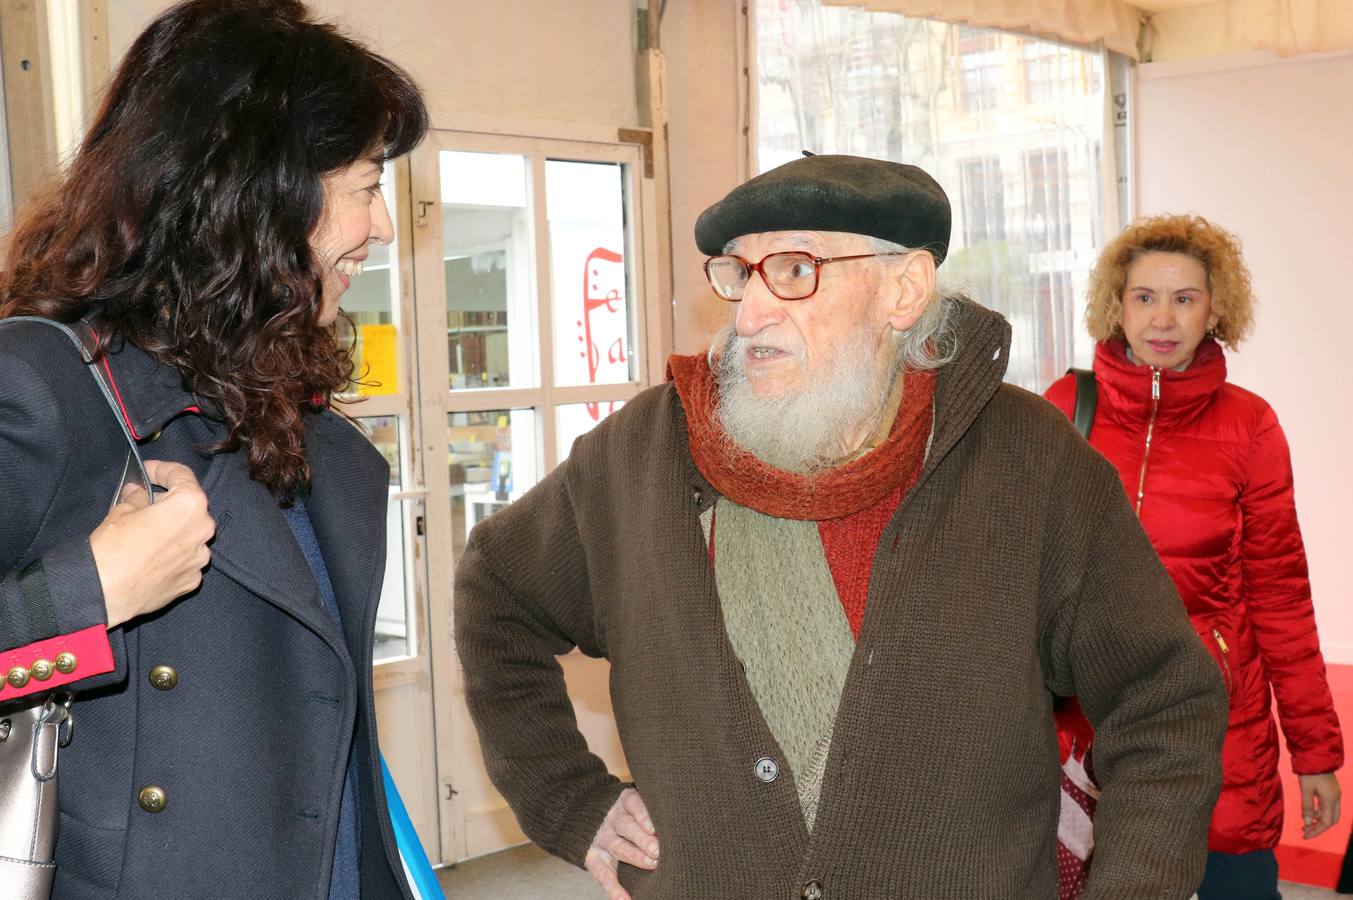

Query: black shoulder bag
1067;367;1098;440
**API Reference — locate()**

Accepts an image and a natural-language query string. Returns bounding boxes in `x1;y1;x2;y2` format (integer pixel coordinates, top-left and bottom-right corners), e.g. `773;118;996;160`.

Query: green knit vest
708;499;856;830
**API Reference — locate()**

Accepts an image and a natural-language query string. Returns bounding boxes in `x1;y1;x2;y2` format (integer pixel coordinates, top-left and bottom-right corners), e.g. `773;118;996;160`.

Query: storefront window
441;150;536;391
448;409;539;561
341;161;402;398
556;401;625;462
547;160;635;388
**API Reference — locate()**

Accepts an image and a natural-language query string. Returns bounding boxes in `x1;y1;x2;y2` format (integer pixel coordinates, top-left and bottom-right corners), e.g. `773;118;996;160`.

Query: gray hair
867;236;961;371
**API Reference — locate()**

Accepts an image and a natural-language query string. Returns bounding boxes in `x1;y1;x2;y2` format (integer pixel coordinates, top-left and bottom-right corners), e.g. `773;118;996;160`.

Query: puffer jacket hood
1047;338;1343;854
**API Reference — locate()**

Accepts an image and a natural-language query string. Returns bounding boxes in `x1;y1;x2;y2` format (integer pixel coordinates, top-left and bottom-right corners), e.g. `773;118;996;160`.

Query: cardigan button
801;880;824;900
138;785;168;813
149;665;179;691
753;756;779;783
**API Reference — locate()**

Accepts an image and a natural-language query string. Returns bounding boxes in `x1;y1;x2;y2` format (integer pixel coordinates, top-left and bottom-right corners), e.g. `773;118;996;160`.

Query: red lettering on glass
582;247;626;421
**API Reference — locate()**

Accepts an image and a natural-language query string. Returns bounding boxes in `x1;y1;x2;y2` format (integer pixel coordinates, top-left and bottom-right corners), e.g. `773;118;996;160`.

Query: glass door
336;157;442;859
407;129;660;863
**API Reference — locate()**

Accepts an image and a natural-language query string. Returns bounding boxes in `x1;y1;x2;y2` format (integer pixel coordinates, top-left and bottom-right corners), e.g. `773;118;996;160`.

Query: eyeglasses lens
707;257;749;300
762;253;817;300
707;253;819;301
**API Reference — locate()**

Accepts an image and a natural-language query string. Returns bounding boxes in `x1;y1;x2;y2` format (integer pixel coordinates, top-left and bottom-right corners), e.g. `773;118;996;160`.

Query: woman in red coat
1046;214;1343;900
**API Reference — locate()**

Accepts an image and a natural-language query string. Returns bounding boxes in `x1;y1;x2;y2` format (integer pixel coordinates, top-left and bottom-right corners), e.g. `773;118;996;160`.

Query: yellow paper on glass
359;324;398;395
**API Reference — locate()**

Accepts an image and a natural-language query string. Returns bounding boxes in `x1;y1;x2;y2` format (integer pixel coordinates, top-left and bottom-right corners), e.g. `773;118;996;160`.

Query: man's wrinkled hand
583;788;658;900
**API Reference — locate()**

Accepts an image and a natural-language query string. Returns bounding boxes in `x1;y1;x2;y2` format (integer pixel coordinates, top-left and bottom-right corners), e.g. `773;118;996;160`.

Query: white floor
436;844;1344;899
436;844;594;899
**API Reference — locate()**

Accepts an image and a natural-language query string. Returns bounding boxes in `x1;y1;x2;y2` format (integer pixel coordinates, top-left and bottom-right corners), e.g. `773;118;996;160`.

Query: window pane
1023;147;1072;253
358;415;402;486
373;497;416;661
441;150;536;390
448;409;540;562
546;160;635;388
556;401;625;462
357;415;413;661
343;161;402;397
755;1;1108;391
958;156;1005;244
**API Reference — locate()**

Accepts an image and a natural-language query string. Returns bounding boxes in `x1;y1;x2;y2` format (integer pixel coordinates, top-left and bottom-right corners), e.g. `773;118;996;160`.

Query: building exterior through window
756;0;1114;390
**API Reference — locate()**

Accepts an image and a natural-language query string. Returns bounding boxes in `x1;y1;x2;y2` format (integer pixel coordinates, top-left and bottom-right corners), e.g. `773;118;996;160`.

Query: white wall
1136;49;1353;664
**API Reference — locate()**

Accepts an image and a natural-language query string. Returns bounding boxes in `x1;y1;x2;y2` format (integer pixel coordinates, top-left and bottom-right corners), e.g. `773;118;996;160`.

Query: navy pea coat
0;320;412;899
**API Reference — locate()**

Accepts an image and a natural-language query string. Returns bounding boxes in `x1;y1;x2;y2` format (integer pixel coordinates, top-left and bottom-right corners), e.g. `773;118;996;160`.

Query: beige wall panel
108;0;640;129
1149;0;1353;61
2;0;57;206
662;0;746;355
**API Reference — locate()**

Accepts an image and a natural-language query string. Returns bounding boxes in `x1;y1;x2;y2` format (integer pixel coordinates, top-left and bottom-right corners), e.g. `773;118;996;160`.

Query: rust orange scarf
667;353;935;521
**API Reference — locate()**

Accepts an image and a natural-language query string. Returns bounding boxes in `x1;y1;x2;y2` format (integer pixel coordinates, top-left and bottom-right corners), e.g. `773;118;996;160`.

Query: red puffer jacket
1045;337;1343;853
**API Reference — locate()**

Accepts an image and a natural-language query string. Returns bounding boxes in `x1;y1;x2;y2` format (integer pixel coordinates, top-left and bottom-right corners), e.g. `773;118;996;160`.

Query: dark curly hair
0;0;427;495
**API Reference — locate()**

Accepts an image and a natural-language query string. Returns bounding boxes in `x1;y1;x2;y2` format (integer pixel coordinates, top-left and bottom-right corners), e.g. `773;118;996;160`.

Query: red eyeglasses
703;250;911;301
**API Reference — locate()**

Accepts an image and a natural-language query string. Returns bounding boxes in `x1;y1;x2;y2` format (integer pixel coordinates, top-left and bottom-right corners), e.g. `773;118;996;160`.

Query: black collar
98;335;205;440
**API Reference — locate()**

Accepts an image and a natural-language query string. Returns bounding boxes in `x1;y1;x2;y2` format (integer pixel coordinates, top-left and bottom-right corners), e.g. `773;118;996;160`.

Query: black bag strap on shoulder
1067;367;1097;440
0;316;152;504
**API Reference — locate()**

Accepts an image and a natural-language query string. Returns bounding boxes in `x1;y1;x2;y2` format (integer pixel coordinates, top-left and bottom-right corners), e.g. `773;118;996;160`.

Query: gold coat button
148;665;179;691
138;785;167;813
30;658;54;681
6;666;30;688
55;652;77;674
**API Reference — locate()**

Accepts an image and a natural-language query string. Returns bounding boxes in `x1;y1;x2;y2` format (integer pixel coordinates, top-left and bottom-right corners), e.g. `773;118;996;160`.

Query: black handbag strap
0;317;152;504
1067;367;1097;440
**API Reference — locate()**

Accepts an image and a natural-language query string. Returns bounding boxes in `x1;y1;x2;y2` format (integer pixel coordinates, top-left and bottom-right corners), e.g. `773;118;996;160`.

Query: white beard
713;323;901;474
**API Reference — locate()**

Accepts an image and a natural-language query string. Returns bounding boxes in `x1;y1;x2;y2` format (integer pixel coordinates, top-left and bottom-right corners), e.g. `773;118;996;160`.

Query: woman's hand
1297;772;1342;839
584;788;659;900
90;460;216;629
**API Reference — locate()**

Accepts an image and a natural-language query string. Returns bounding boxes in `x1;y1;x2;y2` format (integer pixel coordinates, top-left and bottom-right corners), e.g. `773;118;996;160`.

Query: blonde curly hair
1085;214;1255;348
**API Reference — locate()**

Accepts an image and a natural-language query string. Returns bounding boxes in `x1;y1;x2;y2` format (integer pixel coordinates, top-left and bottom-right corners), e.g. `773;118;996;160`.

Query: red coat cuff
0;625;114;701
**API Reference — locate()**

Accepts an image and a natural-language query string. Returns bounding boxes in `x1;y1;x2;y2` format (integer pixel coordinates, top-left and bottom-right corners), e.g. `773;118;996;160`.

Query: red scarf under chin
666;353;936;521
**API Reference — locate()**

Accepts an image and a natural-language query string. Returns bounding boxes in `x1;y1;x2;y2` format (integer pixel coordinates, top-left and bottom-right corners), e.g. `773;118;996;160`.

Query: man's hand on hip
584;788;658;900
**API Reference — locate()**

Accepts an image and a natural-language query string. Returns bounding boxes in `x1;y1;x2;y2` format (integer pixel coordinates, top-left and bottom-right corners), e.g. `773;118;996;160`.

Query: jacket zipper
1133;369;1162;516
1212;628;1233;694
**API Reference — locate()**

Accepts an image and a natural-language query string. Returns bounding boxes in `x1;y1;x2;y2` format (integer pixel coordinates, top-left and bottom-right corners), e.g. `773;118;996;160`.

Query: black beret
694;153;951;265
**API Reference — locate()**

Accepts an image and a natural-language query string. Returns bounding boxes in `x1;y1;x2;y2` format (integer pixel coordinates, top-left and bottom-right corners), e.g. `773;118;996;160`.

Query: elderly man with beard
454;154;1228;900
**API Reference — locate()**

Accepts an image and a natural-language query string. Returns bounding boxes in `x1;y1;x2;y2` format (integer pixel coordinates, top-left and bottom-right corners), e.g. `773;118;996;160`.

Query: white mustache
723;331;806;368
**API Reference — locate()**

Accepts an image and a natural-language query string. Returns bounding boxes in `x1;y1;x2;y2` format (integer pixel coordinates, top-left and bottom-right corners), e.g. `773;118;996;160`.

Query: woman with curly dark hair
1046;214;1343;900
0;0;427;896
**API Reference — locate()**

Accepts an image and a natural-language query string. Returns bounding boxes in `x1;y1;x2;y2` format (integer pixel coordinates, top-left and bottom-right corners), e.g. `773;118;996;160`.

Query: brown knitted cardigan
454;301;1228;899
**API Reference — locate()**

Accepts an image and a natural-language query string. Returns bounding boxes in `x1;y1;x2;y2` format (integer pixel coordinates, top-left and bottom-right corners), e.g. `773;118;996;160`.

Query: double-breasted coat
0;320;411;899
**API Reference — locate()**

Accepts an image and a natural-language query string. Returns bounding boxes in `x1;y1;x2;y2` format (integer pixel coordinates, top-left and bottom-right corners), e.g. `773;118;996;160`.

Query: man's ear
885;251;936;332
